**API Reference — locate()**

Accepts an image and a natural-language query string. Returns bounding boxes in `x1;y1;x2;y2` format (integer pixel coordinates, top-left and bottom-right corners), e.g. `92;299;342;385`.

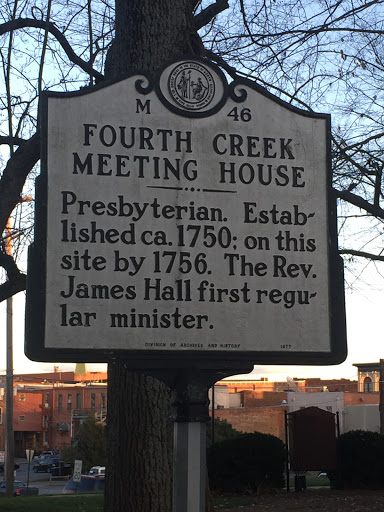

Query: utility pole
380;359;384;435
211;385;215;445
4;218;14;497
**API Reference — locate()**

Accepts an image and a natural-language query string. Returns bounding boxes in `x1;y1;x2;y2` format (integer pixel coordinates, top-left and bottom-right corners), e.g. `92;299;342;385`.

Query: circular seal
168;61;215;111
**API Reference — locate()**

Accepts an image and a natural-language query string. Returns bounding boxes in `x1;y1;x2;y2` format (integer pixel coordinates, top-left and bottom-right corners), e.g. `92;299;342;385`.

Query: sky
0;262;382;382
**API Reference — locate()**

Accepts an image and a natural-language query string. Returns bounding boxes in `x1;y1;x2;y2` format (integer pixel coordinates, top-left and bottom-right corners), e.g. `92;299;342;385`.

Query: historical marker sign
25;58;346;365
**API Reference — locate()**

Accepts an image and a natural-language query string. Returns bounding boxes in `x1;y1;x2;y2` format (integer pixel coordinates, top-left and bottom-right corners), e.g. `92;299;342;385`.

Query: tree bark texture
104;2;203;510
105;0;201;79
105;367;173;512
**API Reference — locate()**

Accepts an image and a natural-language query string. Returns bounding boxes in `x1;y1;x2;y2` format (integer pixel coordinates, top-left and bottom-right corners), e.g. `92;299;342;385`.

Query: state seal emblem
168;61;215;111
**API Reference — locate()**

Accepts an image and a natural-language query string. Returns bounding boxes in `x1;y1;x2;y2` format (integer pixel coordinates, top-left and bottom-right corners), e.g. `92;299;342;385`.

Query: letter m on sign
136;99;150;114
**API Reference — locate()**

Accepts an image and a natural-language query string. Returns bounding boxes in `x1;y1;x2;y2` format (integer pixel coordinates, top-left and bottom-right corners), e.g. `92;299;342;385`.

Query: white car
89;466;105;476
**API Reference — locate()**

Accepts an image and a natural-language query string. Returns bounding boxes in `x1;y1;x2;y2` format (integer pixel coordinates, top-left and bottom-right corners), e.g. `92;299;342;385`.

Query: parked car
41;450;57;457
33;450;58;462
33;456;60;473
0;480;39;496
0;462;20;473
62;474;105;494
89;466;105;476
50;461;72;477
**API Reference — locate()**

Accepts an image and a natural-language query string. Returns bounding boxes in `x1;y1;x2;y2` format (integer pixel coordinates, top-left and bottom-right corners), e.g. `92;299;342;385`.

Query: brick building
0;367;107;456
0;366;377;454
221;376;357;394
209;374;374;442
214;405;288;440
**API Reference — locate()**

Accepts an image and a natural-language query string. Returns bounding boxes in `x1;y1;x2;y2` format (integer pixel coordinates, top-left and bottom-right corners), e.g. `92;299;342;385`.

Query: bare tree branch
340;249;384;262
0;252;26;301
0;131;40;235
204;49;239;79
0;18;104;82
194;0;229;30
335;189;384;220
0;136;27;146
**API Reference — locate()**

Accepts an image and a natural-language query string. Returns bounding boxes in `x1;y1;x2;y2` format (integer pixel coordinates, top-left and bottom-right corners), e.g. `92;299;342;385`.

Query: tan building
353;362;381;393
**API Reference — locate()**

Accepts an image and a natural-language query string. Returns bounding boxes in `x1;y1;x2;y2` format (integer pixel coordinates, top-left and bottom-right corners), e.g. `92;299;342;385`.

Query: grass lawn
0;477;329;512
0;494;104;511
306;475;330;487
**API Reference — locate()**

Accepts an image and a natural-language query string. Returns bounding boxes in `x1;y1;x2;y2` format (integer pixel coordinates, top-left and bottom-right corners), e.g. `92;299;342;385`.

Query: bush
206;418;242;447
329;430;384;489
61;414;106;472
207;432;285;493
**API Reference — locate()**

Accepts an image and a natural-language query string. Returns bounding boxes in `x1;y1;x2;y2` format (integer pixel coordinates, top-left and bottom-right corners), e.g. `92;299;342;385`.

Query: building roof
353;362;381;371
10;370;107;384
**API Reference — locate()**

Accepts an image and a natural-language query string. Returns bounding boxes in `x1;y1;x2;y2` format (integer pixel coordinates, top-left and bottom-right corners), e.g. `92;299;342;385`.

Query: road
13;458;69;495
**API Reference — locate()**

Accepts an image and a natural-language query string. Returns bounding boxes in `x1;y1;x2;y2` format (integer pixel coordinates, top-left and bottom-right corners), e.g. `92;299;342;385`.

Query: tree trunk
105;366;173;512
104;1;202;511
105;0;201;79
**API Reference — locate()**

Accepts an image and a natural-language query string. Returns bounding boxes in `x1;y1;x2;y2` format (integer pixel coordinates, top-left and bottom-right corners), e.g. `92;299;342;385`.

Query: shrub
329;430;384;489
207;431;285;493
206;418;242;447
61;414;106;472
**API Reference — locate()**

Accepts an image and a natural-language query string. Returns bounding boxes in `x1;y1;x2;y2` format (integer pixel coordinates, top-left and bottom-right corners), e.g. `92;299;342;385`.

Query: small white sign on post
25;449;34;463
73;459;82;482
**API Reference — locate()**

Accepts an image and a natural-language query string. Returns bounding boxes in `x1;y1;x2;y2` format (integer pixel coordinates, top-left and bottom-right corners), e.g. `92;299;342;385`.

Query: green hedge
206;418;242;447
207;431;285;493
329;430;384;489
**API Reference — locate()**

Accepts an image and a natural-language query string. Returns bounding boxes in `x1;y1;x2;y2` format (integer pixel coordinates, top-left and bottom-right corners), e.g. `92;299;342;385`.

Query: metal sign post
173;421;207;511
172;372;211;512
26;449;34;492
148;364;253;512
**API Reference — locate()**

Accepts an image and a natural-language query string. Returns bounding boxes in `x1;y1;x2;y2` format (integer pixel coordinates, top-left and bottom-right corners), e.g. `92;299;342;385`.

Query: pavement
12;458;69;495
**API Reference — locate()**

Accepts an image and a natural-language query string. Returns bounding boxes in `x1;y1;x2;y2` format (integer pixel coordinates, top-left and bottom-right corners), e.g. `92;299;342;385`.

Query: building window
91;393;96;409
67;394;72;411
76;393;82;411
58;394;63;411
364;377;373;393
44;431;48;445
101;393;106;409
19;394;26;401
43;415;48;428
45;392;49;405
19;415;25;421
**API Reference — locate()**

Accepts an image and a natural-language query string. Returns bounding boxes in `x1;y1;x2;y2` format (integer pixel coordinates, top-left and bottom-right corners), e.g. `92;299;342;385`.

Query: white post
173;422;206;512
